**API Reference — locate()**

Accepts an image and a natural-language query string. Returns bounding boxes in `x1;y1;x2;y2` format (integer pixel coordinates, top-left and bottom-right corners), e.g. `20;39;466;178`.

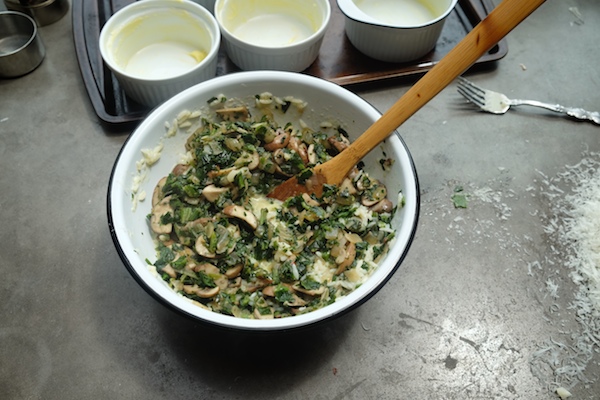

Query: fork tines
457;77;486;108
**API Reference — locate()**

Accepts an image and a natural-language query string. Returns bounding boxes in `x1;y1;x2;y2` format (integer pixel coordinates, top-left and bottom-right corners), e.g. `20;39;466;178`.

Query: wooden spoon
268;0;546;201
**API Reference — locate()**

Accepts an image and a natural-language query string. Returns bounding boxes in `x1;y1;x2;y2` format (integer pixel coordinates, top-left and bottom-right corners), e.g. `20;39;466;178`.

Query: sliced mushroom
183;284;220;298
175;217;211;247
183;196;200;205
224;137;243;152
271;147;286;164
223;205;258;230
262;285;276;297
207;166;250;186
242;278;272;293
207;166;237;180
327;135;350;153
193;262;221;275
193;262;228;290
363;231;379;245
202;184;230;203
161;264;177;279
335;190;356;206
226;167;250;185
195;223;239;258
287;137;309;164
307;143;317;165
195;236;215;258
220;224;240;253
172;163;191;176
272;148;293;177
361;182;387;207
353;170;372;191
344;232;363;244
361;197;379;207
247;152;260;170
192;218;217;258
172;247;197;274
335;242;356;275
302;193;320;207
215;106;250;122
224;264;243;279
179;245;196;258
347;167;361;181
262;284;306;307
264;129;290;151
285;293;307;307
152;176;168;207
229;276;242;288
215;276;230;291
253;307;274;319
370;198;394;213
151;195;173;234
339;178;357;196
258;152;277;174
293;284;326;297
235;150;260;170
283;286;306;307
182;217;213;231
156;236;175;246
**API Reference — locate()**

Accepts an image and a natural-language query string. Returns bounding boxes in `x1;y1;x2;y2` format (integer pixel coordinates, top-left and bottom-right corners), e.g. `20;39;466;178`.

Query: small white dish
338;0;458;63
99;0;220;108
214;0;331;72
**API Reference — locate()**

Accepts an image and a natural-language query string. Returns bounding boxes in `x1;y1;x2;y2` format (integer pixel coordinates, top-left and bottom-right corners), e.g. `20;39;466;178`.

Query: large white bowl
99;0;220;108
338;0;458;63
108;71;420;331
214;0;331;72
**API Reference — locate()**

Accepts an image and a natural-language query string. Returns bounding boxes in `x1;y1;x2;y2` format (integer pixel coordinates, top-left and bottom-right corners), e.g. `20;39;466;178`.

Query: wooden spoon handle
325;0;546;182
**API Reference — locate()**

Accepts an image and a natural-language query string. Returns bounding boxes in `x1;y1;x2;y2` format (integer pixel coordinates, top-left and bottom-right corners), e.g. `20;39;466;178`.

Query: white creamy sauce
232;14;314;47
124;42;203;79
354;0;437;26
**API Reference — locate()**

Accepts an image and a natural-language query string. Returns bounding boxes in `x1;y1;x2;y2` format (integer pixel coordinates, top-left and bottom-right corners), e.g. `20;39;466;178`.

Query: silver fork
457;77;600;125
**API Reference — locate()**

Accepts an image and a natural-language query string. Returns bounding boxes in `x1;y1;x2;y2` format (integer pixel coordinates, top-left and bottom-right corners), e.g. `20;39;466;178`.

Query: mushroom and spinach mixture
149;93;400;319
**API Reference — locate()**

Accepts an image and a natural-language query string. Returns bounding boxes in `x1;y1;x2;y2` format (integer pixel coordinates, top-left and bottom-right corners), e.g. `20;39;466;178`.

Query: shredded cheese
529;151;600;395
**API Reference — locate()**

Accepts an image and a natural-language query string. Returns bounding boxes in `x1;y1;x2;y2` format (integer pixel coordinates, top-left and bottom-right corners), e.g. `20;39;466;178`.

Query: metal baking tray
72;0;507;128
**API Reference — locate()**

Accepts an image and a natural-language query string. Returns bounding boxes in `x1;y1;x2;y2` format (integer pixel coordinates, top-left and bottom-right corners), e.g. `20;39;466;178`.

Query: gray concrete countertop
1;1;599;399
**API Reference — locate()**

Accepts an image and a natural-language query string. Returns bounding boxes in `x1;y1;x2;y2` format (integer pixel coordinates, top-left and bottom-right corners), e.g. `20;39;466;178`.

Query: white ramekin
215;0;331;72
99;0;221;108
338;0;458;63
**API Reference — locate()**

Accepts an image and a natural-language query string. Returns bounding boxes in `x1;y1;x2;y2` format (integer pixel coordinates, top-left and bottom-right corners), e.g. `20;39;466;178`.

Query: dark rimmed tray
72;0;507;128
